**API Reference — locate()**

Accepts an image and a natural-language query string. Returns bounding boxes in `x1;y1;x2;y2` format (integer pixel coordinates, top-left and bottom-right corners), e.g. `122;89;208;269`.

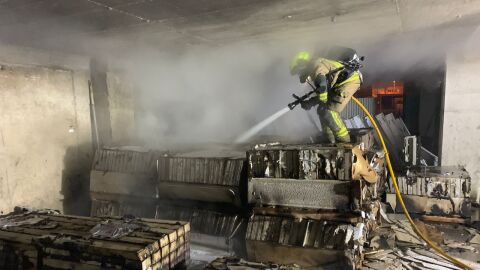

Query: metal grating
246;215;361;250
341;97;375;119
248;178;352;209
156;206;241;238
157;157;244;186
92;148;156;174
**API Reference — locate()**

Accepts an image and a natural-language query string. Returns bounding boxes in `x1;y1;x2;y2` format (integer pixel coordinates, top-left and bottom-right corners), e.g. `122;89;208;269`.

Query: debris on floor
362;214;480;270
203;257;301;270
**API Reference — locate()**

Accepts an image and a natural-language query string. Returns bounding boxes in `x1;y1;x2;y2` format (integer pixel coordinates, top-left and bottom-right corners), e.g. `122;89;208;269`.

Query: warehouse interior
0;1;479;269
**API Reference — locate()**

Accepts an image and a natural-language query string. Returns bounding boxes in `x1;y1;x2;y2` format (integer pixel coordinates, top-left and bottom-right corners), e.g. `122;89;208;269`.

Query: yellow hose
351;96;473;270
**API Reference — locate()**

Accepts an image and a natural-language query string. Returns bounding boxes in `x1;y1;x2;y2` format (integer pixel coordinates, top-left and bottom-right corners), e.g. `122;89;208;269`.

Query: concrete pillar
442;30;480;202
89;59;113;147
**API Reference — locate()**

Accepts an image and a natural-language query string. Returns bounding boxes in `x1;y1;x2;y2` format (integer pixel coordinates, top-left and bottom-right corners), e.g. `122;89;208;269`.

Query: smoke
114;42;319;148
117;25;478;148
2;1;480;150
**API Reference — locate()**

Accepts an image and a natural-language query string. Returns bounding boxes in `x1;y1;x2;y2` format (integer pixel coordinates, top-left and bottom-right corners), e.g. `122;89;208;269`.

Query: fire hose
351;96;473;270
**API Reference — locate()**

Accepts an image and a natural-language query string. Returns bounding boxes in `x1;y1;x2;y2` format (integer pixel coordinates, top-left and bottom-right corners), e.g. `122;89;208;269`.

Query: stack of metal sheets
0;208;190;270
246;144;381;269
90;148;158;218
157;156;245;205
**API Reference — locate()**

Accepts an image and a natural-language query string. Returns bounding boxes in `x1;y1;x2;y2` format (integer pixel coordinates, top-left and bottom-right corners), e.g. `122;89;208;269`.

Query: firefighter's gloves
300;97;318;110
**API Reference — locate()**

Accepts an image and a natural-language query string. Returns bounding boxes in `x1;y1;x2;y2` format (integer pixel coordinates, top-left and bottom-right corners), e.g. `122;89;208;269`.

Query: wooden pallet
0;210;190;270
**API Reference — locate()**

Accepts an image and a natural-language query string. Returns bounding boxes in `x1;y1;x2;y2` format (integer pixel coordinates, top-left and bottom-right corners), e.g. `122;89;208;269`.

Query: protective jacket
307;57;362;143
310;57;362;112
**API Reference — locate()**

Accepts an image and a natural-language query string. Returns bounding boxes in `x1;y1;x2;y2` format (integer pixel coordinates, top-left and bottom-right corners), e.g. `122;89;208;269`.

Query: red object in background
372;81;404;97
372;81;404;117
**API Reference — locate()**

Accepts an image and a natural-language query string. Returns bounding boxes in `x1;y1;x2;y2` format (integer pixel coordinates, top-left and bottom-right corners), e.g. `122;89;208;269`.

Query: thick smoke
114;25;476;148
116;43;319;148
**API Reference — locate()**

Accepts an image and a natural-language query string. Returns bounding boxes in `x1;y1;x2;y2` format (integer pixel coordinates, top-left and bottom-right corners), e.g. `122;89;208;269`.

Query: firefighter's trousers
316;80;360;143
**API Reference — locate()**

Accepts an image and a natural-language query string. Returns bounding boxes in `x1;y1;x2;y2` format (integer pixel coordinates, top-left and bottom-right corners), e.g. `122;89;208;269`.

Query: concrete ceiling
1;0;480;53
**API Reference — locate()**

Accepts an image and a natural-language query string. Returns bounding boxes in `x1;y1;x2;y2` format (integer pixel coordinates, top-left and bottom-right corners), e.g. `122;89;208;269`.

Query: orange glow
372;81;404;97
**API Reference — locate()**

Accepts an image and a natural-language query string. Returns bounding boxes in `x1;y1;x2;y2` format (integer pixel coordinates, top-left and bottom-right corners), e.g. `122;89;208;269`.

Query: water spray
234;107;291;143
234;87;319;143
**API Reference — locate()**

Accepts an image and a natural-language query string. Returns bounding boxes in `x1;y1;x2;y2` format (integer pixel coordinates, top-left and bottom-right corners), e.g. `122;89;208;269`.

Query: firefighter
289;47;363;143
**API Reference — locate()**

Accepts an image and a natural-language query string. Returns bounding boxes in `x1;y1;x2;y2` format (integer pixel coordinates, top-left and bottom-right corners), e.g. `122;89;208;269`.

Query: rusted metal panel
248;178;352;210
158;157;244;186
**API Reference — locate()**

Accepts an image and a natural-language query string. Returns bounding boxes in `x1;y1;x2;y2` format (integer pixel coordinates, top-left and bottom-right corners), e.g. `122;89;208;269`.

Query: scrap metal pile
245;142;383;269
155;154;245;248
87;113;478;269
345;113;472;221
90;147;246;252
362;215;480;270
0;207;190;270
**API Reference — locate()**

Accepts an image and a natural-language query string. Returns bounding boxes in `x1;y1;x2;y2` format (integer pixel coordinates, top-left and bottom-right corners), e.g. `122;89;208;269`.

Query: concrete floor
189;243;231;270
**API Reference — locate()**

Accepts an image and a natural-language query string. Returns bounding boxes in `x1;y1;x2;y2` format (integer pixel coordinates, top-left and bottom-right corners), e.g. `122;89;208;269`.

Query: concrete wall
443;54;480;202
107;72;135;145
0;44;93;215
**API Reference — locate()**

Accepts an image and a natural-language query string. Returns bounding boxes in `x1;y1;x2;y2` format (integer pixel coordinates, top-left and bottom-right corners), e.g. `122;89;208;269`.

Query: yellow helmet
290;51;311;75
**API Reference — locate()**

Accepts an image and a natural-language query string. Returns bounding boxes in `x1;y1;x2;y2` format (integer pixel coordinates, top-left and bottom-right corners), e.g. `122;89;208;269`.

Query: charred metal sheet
92;148;157;174
157;182;240;205
253;207;362;223
155;205;241;238
375;113;403;167
389;166;471;198
386;193;471;217
248;178;352;209
387;166;471;217
246;215;365;268
90;148;158;218
246;215;364;249
249;144;353;180
90;171;156;198
404;136;420;166
157;157;244;186
90;198;157;218
349;128;376;151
